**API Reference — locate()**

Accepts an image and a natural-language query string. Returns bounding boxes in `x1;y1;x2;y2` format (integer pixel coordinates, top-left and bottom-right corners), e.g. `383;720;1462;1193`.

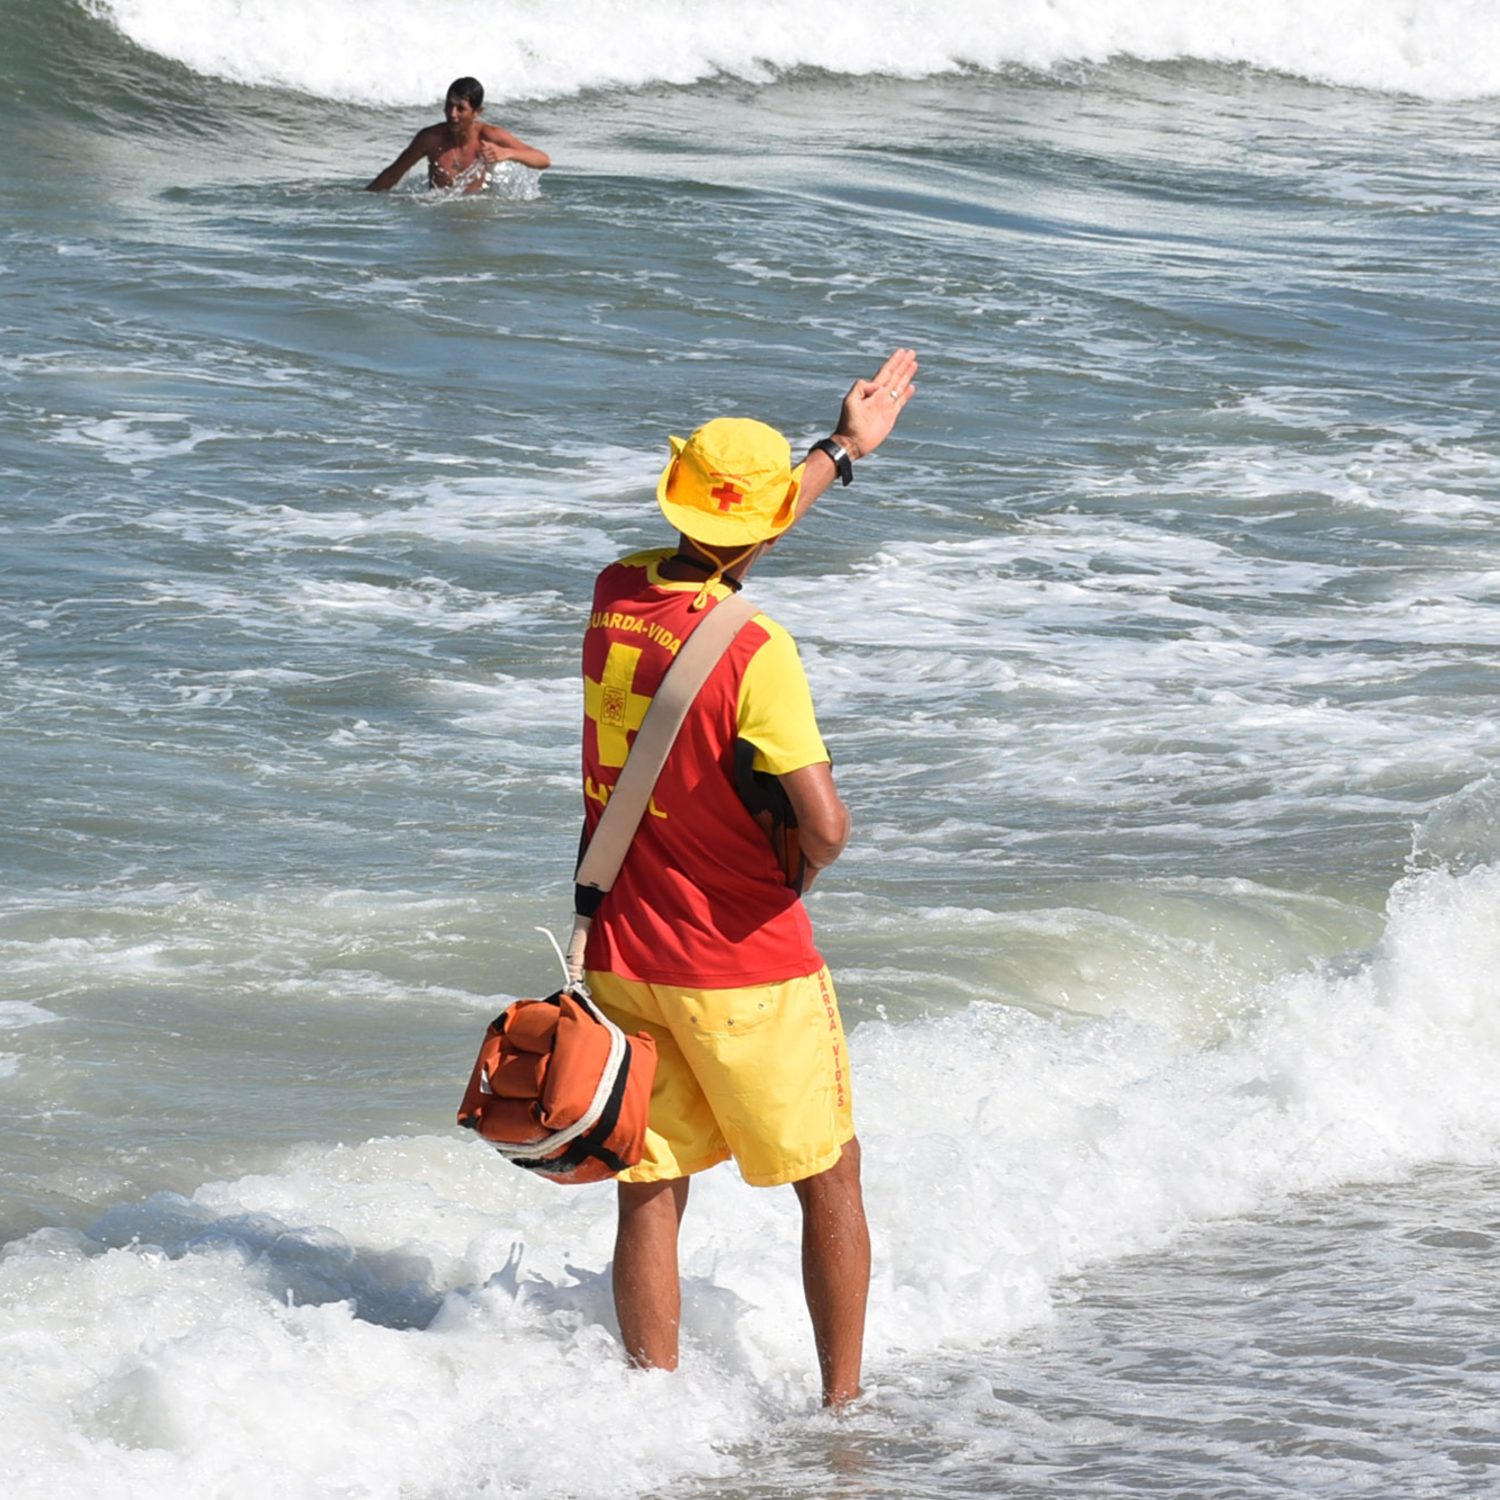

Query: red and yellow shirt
581;550;829;987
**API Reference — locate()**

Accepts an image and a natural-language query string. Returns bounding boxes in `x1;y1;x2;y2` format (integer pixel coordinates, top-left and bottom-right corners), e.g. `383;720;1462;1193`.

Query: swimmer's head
445;77;485;112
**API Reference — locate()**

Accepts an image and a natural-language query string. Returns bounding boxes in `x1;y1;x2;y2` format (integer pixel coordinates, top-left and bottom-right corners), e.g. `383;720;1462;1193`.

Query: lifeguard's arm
780;762;850;885
791;346;918;526
478;124;551;171
737;623;847;884
365;130;434;191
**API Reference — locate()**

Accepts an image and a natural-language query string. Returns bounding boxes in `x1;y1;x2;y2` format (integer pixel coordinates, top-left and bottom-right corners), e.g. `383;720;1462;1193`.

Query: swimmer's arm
365;128;440;191
478;124;551;171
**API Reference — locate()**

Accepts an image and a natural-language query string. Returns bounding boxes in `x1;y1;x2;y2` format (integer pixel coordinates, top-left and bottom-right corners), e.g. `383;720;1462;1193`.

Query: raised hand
834;347;919;460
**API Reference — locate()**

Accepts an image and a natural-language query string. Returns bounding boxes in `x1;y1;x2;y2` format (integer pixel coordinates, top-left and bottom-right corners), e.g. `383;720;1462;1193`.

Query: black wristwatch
808;436;854;487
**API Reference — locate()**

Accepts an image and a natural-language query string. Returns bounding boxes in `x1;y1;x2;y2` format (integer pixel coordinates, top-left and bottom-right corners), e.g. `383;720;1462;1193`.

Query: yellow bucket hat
656;417;805;545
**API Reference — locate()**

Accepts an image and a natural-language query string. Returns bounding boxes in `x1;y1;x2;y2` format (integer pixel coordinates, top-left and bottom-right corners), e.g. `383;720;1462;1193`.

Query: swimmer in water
365;77;550;193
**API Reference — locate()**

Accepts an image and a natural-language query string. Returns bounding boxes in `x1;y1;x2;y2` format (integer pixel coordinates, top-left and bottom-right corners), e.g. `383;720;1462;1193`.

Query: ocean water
3;0;1500;1494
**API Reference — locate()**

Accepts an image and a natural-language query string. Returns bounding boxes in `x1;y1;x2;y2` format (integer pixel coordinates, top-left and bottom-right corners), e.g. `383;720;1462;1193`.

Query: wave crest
85;0;1500;104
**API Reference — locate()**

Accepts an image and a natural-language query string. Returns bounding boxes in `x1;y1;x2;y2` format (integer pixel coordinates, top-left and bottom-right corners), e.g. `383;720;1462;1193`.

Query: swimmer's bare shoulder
476;123;551;172
365;124;448;192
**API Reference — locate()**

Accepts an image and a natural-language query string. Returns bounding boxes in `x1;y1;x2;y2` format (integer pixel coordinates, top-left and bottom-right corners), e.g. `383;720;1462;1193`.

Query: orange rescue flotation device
457;985;656;1185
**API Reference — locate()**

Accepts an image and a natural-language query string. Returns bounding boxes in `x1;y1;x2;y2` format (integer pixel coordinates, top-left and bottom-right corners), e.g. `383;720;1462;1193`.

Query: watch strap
808;437;854;487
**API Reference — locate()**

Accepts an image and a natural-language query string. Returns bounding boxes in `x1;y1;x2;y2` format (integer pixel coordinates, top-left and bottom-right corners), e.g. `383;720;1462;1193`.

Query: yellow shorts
587;965;854;1188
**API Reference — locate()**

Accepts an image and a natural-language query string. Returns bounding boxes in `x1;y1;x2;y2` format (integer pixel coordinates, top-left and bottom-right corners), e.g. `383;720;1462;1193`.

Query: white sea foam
1414;775;1500;872
48;412;229;468
288;578;528;633
754;500;1500;867
0;1001;61;1031
137;446;655;561
2;851;1498;1496
88;0;1500;104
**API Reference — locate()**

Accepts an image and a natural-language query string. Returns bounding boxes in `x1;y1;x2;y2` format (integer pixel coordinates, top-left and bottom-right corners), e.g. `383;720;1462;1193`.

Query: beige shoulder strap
564;592;759;982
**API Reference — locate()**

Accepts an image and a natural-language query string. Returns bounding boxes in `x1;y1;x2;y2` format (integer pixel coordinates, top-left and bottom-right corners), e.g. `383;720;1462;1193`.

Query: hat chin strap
680;537;763;610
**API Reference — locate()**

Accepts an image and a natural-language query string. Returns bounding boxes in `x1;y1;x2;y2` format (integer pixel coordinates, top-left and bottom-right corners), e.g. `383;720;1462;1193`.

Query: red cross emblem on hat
710;477;745;512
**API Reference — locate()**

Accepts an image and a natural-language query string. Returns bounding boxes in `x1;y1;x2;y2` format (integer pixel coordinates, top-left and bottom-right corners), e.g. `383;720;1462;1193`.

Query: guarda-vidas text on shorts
587;965;854;1187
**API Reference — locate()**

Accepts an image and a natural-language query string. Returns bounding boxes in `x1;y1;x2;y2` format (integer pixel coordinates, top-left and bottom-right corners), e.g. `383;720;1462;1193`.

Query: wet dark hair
445;77;484;110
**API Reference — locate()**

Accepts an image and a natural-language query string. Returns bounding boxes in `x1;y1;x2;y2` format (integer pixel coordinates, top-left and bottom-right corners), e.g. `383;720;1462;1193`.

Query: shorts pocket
677;986;780;1039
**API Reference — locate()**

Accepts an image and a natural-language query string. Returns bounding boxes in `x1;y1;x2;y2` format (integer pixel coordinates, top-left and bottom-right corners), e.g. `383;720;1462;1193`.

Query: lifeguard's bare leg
614;1177;691;1370
792;1136;870;1406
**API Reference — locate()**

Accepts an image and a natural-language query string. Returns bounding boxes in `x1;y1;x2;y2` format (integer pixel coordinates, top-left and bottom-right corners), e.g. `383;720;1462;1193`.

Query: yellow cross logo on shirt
584;643;652;769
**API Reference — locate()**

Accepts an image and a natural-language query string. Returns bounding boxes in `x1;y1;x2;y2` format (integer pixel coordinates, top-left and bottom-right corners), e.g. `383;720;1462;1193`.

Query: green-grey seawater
3;1;1500;1494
